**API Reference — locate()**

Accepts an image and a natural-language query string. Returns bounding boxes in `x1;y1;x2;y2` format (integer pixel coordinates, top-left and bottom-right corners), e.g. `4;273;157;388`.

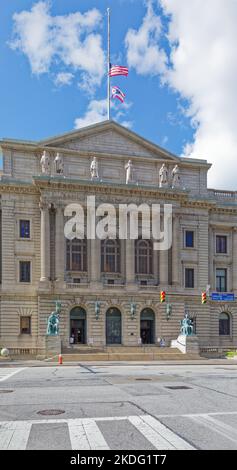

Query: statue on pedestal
125;160;134;184
46;301;62;336
54;153;64;175
180;313;193;336
159;164;168;188
171;164;181;189
90;157;99;180
40;151;50;175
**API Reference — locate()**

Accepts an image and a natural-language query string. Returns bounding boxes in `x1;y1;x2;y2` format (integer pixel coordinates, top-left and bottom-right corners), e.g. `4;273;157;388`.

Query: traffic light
160;291;166;303
202;292;207;304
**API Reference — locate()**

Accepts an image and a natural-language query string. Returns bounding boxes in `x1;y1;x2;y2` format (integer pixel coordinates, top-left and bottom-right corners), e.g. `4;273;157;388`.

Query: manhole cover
37;409;65;416
165;386;192;390
0;390;14;393
135;378;152;381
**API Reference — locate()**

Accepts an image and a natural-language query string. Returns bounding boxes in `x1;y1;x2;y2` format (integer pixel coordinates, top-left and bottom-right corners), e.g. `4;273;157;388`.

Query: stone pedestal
171;335;200;355
45;336;61;357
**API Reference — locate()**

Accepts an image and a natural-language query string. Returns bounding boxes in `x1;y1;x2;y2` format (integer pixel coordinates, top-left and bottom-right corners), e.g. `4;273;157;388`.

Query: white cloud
54;72;74;87
74;99;108;129
74;98;133;130
125;0;167;75
125;0;237;189
160;0;237;189
120;120;133;129
10;1;105;93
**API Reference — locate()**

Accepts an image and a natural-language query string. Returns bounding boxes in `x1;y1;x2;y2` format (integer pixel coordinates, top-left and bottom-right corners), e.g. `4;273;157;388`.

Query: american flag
111;86;125;103
109;64;129;77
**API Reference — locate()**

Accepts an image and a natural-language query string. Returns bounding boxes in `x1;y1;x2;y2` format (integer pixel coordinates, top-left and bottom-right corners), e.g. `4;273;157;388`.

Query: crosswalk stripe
190;414;237;445
81;419;109;450
0;368;25;382
68;420;91;450
129;415;195;450
0;422;32;450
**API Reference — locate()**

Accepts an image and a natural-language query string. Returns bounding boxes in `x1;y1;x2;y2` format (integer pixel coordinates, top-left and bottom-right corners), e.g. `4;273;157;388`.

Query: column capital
39;199;50;211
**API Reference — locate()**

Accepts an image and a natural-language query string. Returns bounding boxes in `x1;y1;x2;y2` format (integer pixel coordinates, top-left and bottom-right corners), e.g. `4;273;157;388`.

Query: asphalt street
0;362;237;450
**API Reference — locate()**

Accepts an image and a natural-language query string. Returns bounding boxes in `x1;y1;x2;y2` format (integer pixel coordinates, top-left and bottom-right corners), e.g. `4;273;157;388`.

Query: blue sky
0;1;236;189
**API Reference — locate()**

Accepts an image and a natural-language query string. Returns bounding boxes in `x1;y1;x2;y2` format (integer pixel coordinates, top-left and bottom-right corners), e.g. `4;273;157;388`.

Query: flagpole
107;7;110;120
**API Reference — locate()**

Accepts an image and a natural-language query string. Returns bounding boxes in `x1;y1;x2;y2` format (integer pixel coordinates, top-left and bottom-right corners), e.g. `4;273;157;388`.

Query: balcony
208;189;237;201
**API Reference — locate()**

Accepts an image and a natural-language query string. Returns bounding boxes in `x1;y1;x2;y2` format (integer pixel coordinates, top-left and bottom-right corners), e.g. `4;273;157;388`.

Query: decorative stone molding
17;308;34;317
217;304;233;314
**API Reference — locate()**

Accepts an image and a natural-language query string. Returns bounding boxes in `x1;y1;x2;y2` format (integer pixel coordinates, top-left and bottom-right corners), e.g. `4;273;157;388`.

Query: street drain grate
135;378;152;381
37;409;65;416
165;386;192;390
0;390;14;393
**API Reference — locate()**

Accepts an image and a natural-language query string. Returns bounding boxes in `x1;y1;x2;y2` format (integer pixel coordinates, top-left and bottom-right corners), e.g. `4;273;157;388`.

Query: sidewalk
1;358;237;367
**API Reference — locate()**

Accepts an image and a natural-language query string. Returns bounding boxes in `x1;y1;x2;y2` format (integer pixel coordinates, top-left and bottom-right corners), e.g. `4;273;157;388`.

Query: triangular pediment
40;120;179;162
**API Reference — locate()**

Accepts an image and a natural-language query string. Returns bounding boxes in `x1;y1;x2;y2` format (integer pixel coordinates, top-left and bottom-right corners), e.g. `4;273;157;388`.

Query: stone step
50;349;201;362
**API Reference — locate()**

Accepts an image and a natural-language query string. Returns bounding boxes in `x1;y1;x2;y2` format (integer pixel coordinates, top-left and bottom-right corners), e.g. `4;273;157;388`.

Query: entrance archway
140;308;155;344
70;307;87;344
106;307;122;345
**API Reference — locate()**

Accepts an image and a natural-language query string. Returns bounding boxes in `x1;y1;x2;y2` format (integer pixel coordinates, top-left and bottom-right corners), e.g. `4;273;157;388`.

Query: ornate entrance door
106;308;122;344
140;308;155;344
70;307;87;344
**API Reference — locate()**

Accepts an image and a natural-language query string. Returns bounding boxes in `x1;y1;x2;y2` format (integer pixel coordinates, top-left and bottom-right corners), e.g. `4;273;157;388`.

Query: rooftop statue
172;164;181;189
180;313;193;336
54;153;64;175
40;151;50;175
159;163;168;188
125;160;134;184
46;301;61;336
90;157;99;179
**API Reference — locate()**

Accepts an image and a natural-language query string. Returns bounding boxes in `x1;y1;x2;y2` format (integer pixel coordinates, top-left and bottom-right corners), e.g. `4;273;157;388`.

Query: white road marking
0;368;26;382
0;421;32;450
0;415;193;450
190;414;237;445
129;415;195;450
68;420;91;450
81;419;109;450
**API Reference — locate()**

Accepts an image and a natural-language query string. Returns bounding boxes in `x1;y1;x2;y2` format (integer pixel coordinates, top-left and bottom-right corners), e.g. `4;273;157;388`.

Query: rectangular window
216;268;227;292
185;231;194;248
19;261;31;283
185;268;194;288
216;235;227;254
20;316;31;334
20;220;30;239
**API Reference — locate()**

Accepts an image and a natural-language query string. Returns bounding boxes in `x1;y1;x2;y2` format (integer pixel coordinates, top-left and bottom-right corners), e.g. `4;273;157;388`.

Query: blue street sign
211;293;235;301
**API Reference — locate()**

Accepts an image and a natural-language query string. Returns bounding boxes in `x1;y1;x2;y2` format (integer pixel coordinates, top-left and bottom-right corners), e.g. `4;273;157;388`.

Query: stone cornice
32;175;190;202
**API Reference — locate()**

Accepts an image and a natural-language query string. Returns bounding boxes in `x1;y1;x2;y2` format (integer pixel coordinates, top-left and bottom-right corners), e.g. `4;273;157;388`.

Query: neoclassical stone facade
0;120;237;354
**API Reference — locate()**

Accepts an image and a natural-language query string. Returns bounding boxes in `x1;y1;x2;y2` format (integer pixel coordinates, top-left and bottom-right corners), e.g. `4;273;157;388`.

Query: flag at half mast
111;86;125;103
109;64;128;77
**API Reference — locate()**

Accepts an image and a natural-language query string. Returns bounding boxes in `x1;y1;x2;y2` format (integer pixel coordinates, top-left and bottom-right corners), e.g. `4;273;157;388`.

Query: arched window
135;239;153;274
66;239;87;272
101;239;120;273
219;312;230;336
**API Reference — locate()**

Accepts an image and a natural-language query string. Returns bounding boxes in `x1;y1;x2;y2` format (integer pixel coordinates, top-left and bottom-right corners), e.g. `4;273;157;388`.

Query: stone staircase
57;345;201;362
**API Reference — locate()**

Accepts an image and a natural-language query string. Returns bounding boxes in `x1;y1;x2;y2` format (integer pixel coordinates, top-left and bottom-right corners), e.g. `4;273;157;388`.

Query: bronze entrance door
106;308;122;344
70;307;87;344
140;308;155;344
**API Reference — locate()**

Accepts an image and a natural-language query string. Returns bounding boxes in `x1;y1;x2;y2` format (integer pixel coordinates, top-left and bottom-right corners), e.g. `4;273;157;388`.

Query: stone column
159;215;169;286
55;203;65;282
90;238;101;286
39;201;50;282
126;239;135;289
159;248;169;286
209;227;214;290
232;227;237;292
172;215;180;286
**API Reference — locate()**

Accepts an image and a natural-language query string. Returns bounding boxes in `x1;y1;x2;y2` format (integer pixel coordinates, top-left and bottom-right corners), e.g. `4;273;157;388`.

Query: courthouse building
0;120;237;354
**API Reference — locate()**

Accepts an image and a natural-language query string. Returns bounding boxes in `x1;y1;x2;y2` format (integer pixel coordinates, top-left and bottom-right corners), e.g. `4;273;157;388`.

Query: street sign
211;293;235;301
